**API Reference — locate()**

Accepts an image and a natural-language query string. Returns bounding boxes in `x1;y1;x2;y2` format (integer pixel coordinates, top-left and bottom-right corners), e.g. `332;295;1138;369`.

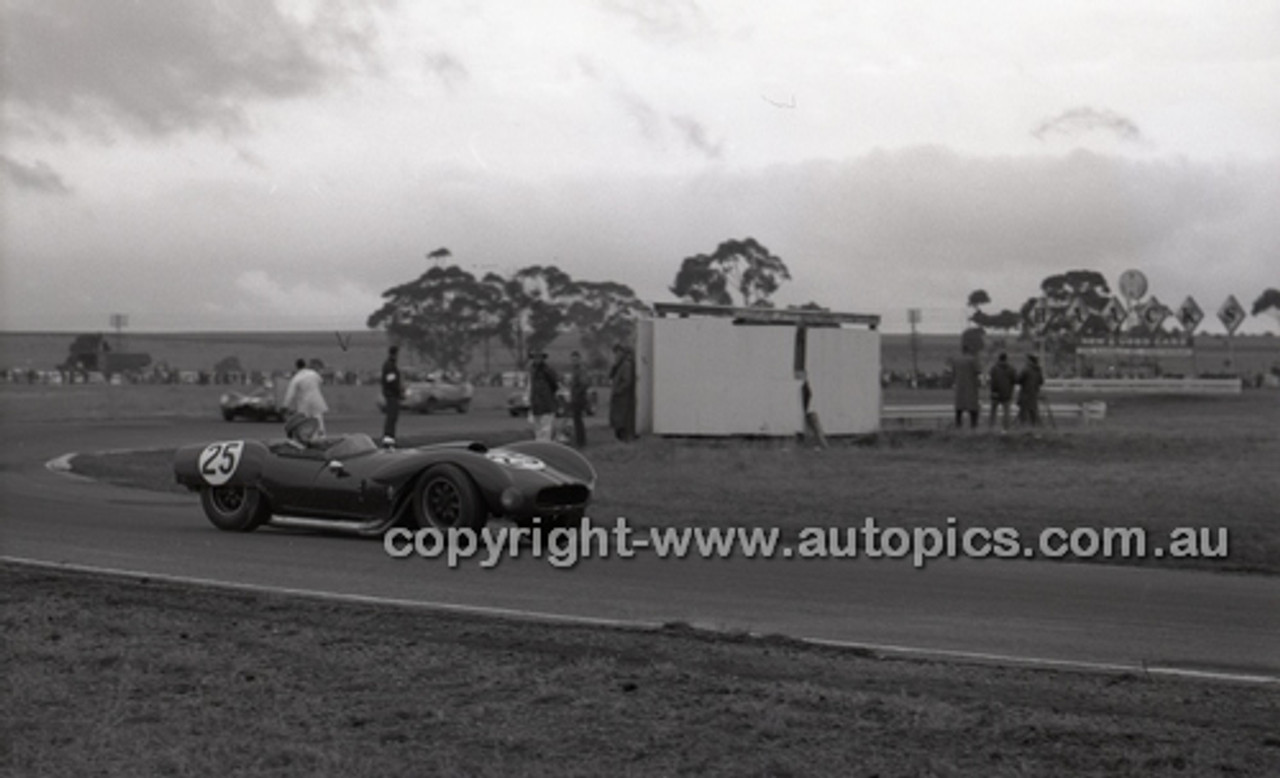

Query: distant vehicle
507;386;597;418
378;372;474;414
220;386;284;422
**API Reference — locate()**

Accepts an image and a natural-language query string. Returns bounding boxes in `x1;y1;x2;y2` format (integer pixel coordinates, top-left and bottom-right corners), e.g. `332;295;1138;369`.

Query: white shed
634;303;882;437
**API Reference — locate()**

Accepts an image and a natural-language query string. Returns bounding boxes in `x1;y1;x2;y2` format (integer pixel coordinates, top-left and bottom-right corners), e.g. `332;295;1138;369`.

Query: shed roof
652;302;880;329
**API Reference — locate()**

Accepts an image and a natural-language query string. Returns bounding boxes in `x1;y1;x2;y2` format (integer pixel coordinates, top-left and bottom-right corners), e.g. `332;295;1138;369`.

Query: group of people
525;343;636;446
951;350;1045;431
279;344;638;449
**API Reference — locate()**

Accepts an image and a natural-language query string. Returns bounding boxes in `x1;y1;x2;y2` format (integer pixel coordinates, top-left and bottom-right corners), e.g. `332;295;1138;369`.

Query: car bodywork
220;386;285;422
378;375;475;414
507;386;597;417
174;435;595;535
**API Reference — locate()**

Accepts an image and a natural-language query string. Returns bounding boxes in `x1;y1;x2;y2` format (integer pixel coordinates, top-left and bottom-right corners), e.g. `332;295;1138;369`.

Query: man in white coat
283;358;329;435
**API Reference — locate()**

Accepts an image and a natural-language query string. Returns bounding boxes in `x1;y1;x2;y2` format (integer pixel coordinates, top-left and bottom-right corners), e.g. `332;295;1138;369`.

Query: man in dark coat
380;345;402;447
1017;354;1045;426
988;352;1017;431
528;350;559;441
952;348;981;429
568;350;590;447
609;343;636;442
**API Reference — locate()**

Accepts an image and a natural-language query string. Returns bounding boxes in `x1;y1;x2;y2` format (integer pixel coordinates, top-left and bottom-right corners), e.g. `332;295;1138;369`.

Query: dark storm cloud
0;156;72;194
1032;106;1144;144
2;0;386;139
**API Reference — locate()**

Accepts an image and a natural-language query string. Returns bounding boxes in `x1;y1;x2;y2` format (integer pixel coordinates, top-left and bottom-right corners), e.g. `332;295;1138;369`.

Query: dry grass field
582;392;1280;574
5;564;1278;778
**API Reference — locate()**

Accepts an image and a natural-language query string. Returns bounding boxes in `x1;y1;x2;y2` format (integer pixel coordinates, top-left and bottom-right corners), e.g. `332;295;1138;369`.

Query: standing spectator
988;352;1017;431
609;343;636;442
527;350;559;442
380;345;402;448
568;350;590;448
1017;354;1045;427
283;358;329;435
951;347;981;429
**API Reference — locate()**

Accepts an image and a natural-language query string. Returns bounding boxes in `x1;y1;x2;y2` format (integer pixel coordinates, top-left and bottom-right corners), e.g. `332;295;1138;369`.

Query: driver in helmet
284;412;327;449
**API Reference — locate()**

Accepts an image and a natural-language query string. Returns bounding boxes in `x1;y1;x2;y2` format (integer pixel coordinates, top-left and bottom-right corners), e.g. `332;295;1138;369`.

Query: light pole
109;313;129;352
907;308;921;387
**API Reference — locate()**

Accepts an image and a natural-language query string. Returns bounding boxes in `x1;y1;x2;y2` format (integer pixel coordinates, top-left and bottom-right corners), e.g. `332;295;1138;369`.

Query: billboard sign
1118;269;1148;301
1064;296;1091;332
1176;296;1204;333
1139;297;1170;331
1217;295;1246;335
1101;296;1128;333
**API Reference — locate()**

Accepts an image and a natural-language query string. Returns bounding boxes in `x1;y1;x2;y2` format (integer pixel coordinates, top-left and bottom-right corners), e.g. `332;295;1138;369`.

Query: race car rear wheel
414;464;484;530
200;485;271;532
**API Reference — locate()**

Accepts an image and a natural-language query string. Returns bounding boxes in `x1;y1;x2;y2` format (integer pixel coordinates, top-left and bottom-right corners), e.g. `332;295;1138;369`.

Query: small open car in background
378;371;475;414
507;386;597;418
220;384;285;422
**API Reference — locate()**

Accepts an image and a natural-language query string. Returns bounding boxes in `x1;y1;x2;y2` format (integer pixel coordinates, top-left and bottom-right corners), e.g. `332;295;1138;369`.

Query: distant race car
219;386;285;422
378;373;474;414
173;434;596;534
507;386;598;417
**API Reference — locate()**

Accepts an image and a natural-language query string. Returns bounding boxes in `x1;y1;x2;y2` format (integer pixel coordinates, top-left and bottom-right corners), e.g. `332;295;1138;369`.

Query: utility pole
109;313;128;351
907;308;921;387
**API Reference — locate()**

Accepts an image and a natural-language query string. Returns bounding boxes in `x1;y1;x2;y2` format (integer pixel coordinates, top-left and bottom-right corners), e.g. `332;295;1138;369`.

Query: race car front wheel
414;464;484;530
200;485;271;532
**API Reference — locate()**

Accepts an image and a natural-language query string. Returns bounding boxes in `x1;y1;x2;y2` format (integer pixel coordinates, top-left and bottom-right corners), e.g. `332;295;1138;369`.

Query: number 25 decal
199;441;244;486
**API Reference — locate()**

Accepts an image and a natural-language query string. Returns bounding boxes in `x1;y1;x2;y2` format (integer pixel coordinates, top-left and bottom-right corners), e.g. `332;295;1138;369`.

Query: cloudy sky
2;0;1278;334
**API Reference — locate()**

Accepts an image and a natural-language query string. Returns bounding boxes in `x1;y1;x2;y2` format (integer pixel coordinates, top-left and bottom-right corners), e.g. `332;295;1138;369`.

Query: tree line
368;238;799;371
369;239;1276;372
366;262;651;372
968;272;1280;339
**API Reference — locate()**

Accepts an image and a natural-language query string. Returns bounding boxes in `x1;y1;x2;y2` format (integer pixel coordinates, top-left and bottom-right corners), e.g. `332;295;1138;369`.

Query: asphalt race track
3;412;1278;684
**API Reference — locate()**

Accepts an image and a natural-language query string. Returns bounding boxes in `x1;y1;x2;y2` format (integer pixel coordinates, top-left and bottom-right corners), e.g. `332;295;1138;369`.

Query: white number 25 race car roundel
198;441;245;486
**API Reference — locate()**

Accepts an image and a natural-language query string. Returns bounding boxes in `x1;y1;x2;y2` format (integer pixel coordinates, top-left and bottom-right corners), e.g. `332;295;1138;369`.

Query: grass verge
69;394;1280;574
5;563;1278;777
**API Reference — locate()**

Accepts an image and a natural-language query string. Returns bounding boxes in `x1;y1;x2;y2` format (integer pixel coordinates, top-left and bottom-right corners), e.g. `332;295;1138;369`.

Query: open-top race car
377;372;474;414
507;386;598;417
219;385;285;422
173;424;596;535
